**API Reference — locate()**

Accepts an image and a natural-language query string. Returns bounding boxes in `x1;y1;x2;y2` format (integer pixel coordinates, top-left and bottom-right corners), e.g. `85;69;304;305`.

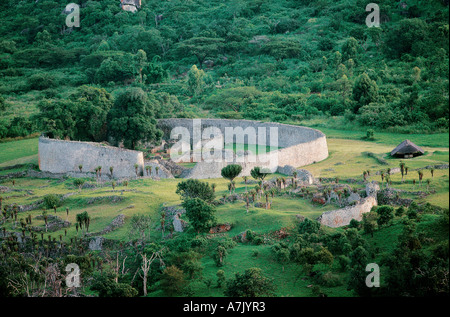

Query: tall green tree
352;73;378;112
108;88;162;150
182;198;217;234
177;37;224;68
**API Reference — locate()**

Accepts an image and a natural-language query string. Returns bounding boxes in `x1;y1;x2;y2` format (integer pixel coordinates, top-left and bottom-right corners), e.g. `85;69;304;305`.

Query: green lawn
0;137;39;166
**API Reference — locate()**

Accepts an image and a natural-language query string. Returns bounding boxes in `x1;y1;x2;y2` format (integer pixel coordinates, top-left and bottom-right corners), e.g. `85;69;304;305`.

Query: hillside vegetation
0;0;448;143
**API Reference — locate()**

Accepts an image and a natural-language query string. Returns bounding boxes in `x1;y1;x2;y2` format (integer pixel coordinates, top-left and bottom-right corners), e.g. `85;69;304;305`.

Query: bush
349;219;360;229
160;265;188;296
337;255;350;272
27;73;57;90
376;205;394;227
224;268;275;297
176;179;215;203
314;271;343;287
298;218;321;235
43;194;62;209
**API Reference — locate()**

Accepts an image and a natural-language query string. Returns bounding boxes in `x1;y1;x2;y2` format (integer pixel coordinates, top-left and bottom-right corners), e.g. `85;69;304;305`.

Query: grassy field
0;137;38;167
0;129;448;297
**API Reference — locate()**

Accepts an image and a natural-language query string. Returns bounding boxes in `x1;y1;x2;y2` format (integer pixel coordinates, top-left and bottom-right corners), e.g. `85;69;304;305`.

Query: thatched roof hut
390;139;424;158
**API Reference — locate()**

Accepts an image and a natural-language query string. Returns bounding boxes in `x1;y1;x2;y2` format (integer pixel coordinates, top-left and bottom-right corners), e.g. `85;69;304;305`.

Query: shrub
27;73;57;90
43;194;62;209
298;218;321;235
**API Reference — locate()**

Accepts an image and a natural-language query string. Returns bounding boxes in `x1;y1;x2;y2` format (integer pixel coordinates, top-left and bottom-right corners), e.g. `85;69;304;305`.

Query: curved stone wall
157;119;328;179
38;137;144;178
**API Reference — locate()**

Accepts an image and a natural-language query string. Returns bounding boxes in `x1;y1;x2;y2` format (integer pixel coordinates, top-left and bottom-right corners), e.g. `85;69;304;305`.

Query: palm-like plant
43;209;48;232
281;177;286;189
134;164;139;178
264;191;270;209
244;192;250;213
78;165;83;173
418;170;424;186
243;176;248;192
227;183;233;195
250;189;256;206
110;166;114;178
399;161;405;183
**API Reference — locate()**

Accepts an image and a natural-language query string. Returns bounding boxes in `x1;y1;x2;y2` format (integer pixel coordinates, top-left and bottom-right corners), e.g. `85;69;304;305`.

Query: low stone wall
38;137;144;178
157;119;328;179
317;196;378;228
317;182;380;228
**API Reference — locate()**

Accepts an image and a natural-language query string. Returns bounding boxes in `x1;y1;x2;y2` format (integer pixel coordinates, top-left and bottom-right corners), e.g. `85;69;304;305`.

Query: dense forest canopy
0;0;448;146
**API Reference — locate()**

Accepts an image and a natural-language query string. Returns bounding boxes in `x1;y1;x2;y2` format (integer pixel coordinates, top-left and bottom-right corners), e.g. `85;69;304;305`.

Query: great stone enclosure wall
157;118;329;179
38;119;328;180
38;137;144;178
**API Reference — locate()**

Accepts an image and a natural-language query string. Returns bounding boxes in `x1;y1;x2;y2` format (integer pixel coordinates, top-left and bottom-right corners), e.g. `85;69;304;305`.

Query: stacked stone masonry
157;118;329;179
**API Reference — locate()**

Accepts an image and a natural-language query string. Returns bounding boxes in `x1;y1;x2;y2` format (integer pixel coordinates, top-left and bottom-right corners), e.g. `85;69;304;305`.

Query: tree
182;198;217;234
221;164;242;192
352;73;378;112
187;65;205;95
348;246;371;296
129;214;152;242
362;212;377;237
342;37;359;61
298;218;321;235
76;211;90;236
261;39;302;61
216;270;226;288
250;167;270;181
139;248;164;296
0;94;5;112
176;179;215;203
108;88;162;150
376;206;394;227
418;170;424;186
160;265;188;296
91;272;138;297
177;37;224;68
95;57;134;84
384;18;429;57
35;86;112;142
400;161;406;183
72;86;113;142
213;246;228;267
134;49;147;83
225;268;275;297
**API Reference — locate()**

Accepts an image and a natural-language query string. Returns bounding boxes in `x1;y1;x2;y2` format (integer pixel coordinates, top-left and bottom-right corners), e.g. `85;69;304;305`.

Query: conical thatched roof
390;139;424;156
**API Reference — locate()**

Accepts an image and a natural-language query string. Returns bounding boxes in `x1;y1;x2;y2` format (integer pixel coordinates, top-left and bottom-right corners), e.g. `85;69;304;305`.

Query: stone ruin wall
38;137;144;178
316;196;378;228
157;119;329;179
316;182;380;228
